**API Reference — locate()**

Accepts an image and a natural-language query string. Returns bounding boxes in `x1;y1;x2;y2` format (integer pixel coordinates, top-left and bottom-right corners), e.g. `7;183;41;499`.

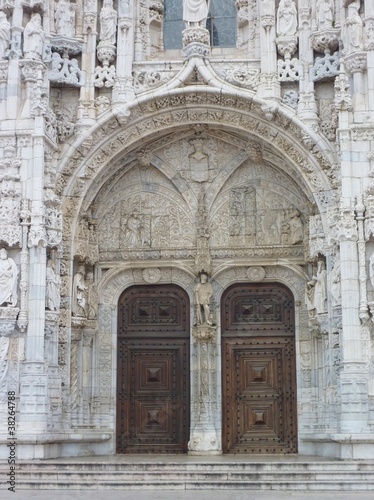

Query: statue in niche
72;264;87;317
188;138;209;182
55;0;76;38
183;0;210;28
276;0;298;37
330;258;341;307
343;0;363;54
306;260;328;316
316;0;335;30
86;271;98;320
0;248;18;307
46;259;60;311
0;12;10;59
24;13;45;60
287;209;303;244
99;0;117;45
195;274;214;326
122;209;146;247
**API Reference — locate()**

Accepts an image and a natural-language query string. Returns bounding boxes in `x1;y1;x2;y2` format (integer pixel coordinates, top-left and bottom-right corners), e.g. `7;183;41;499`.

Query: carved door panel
117;285;189;454
222;283;297;454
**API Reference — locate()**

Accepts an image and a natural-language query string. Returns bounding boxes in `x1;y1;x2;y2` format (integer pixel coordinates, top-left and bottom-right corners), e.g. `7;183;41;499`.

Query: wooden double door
116;285;189;453
222;283;297;454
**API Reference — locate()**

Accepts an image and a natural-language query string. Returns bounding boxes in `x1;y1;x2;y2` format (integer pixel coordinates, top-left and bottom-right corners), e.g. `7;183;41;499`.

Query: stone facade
1;0;374;460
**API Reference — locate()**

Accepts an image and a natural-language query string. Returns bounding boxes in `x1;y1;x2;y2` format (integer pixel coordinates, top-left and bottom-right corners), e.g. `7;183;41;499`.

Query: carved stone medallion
246;266;266;281
142;267;162;283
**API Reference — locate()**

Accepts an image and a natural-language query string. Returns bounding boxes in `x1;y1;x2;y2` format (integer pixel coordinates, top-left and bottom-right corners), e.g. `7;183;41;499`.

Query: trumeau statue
72;265;87;317
316;0;335;30
24;13;45;60
46;259;60;311
195;273;214;326
0;12;10;59
276;0;298;37
55;0;76;38
183;0;210;28
343;0;363;54
99;0;118;45
0;248;18;308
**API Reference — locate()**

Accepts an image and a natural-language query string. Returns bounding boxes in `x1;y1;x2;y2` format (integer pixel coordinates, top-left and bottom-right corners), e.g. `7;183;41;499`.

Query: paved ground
3;491;374;500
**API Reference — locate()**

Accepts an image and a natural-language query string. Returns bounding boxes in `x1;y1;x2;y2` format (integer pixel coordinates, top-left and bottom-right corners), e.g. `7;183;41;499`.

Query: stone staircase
1;457;374;490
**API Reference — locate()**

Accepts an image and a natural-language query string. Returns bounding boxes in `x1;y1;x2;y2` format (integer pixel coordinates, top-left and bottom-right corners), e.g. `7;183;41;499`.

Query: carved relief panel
209;161;309;249
98;192;196;253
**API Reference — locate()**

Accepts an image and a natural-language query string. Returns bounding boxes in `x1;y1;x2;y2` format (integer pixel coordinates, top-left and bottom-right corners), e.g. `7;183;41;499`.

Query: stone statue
72;265;87;317
343;0;363;54
183;0;210;28
122;210;145;247
0;12;11;59
305;279;316;319
276;0;298;37
55;0;76;38
99;0;117;45
46;259;60;311
287;209;303;244
0;248;18;307
330;258;341;307
306;260;328;316
86;271;98;320
24;13;45;60
195;273;214;325
316;0;334;30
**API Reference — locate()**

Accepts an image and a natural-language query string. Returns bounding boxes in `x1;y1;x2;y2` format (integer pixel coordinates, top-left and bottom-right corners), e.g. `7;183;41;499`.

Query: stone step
3;479;374;491
2;470;374;481
2;460;374;490
6;461;374;471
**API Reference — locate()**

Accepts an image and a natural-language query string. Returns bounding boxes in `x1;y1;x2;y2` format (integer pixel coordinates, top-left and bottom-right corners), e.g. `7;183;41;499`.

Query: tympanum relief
209;160;308;250
94;136;309;261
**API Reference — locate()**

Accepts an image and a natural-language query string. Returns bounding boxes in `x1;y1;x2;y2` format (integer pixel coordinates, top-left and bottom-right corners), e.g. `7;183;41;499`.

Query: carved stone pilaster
0;145;21;247
309;214;325;258
334;67;352;112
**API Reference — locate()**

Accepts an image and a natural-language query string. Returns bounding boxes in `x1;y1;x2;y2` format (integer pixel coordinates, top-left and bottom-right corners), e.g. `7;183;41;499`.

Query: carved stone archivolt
57;91;335;213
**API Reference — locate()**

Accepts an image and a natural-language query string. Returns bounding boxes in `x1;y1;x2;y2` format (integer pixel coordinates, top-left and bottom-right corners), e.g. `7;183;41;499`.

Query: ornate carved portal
116;285;190;454
222;283;297;454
